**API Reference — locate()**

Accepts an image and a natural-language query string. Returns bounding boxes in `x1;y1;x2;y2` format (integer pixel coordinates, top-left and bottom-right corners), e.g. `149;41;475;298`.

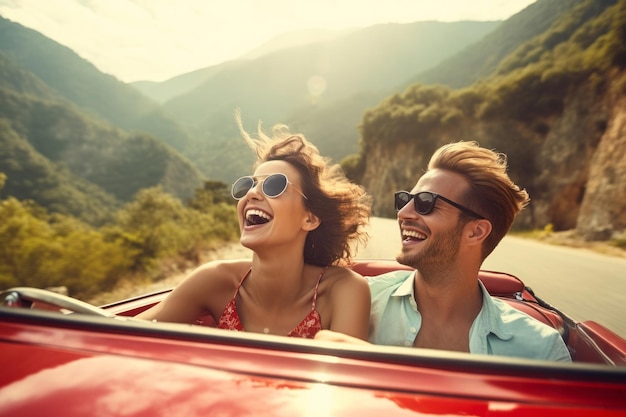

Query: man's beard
397;220;465;274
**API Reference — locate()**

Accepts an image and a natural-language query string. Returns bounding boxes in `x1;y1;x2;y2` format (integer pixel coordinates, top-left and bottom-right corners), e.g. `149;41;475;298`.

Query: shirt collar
391;270;418;310
475;280;513;340
391;270;416;297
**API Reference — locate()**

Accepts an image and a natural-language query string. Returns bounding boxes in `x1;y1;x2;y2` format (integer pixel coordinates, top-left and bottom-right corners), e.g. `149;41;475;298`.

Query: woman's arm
136;261;232;323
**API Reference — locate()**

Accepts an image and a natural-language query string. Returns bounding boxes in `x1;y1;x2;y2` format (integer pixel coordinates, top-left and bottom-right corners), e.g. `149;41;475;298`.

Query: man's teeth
403;230;426;240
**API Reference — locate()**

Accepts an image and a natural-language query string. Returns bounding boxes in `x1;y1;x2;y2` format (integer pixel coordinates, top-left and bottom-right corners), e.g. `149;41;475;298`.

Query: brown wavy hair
236;113;371;266
429;141;530;260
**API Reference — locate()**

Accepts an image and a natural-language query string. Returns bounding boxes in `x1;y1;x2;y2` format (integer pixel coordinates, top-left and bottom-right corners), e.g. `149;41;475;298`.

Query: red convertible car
1;259;625;416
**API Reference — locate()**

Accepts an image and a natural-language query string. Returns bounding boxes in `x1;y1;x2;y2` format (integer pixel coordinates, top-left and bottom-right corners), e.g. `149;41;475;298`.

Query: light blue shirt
367;270;572;362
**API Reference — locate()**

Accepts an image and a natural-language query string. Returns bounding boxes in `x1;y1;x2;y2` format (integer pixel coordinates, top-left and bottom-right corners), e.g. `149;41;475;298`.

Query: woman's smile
245;209;272;227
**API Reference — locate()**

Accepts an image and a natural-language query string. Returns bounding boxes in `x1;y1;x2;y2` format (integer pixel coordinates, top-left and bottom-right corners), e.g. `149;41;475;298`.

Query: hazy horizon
0;0;536;82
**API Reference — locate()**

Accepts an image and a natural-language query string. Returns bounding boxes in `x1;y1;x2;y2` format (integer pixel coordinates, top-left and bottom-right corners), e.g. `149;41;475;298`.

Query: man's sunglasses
231;173;308;200
394;191;484;219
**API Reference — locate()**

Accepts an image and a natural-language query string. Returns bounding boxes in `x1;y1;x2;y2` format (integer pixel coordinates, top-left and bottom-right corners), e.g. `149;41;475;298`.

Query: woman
138;115;372;340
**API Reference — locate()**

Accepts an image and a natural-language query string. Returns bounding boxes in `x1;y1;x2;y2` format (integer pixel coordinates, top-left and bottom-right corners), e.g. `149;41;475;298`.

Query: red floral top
217;267;326;338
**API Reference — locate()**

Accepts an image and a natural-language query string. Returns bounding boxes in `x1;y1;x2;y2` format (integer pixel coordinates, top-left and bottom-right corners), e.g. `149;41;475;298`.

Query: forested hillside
357;0;626;240
0;20;207;224
0;78;206;224
0;174;239;299
0;16;194;152
410;0;581;88
0;17;244;298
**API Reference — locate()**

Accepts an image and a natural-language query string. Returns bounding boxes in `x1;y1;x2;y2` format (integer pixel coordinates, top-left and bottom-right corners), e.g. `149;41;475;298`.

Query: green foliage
356;0;625;228
448;88;484;118
582;0;626;68
0;68;205;224
0;51;60;100
0;16;193;153
0;197;133;297
497;0;614;74
0;17;207;225
478;66;571;122
0;181;240;299
109;187;199;269
340;153;365;184
482;0;625;123
544;223;555;235
0;117;120;225
107;186;239;271
415;0;584;89
612;235;626;249
200;202;241;243
361;0;626;152
0;38;237;296
361;84;453;152
187;180;234;210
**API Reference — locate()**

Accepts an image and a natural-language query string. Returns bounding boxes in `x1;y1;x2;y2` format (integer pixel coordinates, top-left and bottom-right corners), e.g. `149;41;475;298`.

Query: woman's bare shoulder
180;259;252;289
194;258;252;274
321;265;368;292
325;265;365;281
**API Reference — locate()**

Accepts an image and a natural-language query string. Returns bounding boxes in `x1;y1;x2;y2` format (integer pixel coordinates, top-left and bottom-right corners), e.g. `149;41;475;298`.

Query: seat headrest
351;260;525;297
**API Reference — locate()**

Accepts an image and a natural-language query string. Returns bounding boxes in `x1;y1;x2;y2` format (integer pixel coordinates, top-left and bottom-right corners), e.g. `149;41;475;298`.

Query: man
317;141;571;362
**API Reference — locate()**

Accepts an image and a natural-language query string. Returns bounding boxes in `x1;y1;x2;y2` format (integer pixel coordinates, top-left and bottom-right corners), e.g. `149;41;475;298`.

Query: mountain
357;0;626;240
166;21;502;124
158;20;502;182
132;28;352;104
0;114;120;226
0;16;194;153
289;0;587;169
131;60;245;105
0;19;206;225
408;0;596;88
3;0;623;239
240;28;356;61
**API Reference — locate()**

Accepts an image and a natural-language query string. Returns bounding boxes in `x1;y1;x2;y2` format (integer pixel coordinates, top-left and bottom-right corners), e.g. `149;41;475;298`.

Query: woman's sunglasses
394;191;484;219
231;173;308;200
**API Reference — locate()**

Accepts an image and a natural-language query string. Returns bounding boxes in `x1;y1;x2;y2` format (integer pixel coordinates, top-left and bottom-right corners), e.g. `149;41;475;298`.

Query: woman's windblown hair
236;111;371;266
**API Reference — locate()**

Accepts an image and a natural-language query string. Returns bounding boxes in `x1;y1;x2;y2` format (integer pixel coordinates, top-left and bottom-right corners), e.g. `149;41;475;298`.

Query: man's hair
428;141;529;259
236;113;371;266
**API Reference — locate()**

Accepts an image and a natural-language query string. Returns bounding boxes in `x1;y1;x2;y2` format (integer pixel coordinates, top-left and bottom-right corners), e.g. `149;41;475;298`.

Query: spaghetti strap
232;268;251;298
311;266;328;310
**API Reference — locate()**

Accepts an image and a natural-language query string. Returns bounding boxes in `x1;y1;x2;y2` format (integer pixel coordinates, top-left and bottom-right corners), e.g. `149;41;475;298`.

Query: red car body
1;260;625;416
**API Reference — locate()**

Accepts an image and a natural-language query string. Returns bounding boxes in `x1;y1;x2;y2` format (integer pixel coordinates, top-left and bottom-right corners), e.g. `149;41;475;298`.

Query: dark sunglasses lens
232;177;254;199
394;192;411;211
414;193;436;214
262;174;288;198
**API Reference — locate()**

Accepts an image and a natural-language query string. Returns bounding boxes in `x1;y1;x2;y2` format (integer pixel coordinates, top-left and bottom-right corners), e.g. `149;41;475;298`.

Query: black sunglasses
231;173;308;200
394;191;484;219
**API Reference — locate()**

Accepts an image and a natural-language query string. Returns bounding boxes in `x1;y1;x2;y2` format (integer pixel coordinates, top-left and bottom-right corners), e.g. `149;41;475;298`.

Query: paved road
358;217;626;339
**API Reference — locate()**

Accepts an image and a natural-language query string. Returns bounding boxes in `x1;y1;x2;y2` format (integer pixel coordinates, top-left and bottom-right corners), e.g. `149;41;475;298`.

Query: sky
0;0;537;83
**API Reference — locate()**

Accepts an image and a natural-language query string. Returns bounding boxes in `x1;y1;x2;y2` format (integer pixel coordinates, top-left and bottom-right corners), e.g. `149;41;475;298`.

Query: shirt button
410;327;417;333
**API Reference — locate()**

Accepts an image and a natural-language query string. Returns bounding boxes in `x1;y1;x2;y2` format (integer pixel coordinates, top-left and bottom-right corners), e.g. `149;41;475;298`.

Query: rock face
361;141;431;218
361;76;626;241
578;94;626;240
